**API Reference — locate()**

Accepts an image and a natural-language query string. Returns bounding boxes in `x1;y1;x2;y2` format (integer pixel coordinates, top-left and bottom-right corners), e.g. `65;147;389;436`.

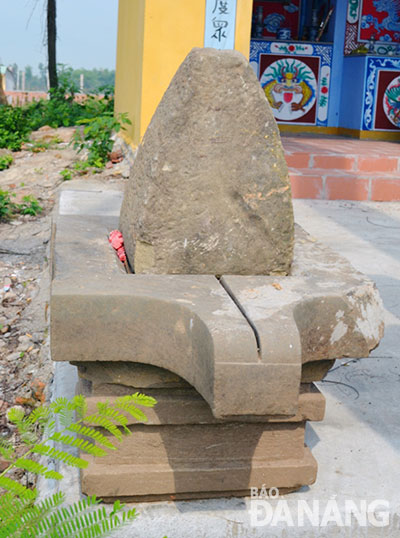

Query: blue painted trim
363;56;400;130
327;0;348;127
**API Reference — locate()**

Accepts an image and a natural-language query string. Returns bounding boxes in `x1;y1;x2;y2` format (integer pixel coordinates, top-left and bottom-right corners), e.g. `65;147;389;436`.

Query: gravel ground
0;126;128;467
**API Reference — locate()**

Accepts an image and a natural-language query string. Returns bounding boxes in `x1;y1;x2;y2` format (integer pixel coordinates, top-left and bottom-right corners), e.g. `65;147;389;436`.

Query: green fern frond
6;407;37;445
49;433;107;457
0;392;156;537
112;393;155;422
37;491;65;512
71;394;87;418
0;475;37;500
83;414;124;440
120;392;157;408
50;397;69;412
0;439;14;462
14;457;63;480
32;444;89;469
67;424;116;450
114;401;148;422
36;495;137;538
0;492;34;538
27;406;51;426
96;402;129;427
0;492;65;538
57;408;75;429
50;397;81;428
6;406;25;423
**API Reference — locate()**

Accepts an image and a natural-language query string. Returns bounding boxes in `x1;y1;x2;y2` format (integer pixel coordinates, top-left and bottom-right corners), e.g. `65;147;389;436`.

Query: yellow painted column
114;0;146;145
115;0;253;147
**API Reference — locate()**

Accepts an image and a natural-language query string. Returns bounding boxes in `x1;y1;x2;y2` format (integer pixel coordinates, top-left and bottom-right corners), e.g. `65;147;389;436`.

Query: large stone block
119;47;294;276
79;380;325;500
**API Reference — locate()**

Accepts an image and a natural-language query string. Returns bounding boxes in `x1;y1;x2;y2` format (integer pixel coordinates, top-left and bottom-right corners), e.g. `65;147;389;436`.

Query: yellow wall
114;0;146;144
115;0;254;147
140;0;206;142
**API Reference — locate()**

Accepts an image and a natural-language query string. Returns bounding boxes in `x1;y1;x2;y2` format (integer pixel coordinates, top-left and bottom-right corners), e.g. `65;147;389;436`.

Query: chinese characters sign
204;0;237;49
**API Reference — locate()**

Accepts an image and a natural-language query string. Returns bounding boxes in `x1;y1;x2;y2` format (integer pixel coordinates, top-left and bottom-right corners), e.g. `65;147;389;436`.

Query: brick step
290;169;400;201
285;153;400;174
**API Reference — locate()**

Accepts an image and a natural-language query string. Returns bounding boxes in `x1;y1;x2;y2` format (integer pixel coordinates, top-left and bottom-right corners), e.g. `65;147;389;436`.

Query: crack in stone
216;276;262;360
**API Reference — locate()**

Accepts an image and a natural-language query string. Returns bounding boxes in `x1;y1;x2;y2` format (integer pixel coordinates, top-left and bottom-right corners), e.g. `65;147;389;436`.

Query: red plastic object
109;230;127;262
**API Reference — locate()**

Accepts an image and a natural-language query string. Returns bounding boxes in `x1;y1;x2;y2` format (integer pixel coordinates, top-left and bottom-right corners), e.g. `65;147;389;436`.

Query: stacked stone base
75;362;326;501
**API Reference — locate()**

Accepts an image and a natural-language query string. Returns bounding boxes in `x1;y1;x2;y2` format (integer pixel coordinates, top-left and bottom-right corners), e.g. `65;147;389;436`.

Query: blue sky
1;0;119;72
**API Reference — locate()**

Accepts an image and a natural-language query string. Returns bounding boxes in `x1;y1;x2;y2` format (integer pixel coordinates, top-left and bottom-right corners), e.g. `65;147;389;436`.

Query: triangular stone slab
120;47;294;275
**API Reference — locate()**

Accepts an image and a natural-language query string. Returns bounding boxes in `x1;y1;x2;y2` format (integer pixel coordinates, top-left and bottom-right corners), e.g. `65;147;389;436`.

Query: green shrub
0;190;17;220
59;169;73;181
0;106;31;151
0;393;156;537
17;195;43;216
0;191;42;220
0;71;116;152
72;113;131;168
0;155;13;171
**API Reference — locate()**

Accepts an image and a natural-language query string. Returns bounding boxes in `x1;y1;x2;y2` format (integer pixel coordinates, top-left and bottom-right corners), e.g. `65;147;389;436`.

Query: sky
1;0;119;72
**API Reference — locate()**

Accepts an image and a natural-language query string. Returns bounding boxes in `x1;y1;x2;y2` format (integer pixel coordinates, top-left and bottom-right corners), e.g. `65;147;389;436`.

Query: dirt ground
0;126;128;442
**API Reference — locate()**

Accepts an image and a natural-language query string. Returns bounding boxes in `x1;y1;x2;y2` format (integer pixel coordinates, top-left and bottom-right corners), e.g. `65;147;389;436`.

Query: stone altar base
50;182;383;500
76;365;325;501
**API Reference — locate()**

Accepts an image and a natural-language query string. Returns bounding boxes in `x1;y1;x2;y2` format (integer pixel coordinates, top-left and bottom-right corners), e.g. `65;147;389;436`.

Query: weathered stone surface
79;378;323;499
119;47;294;276
82;432;316;500
79;380;326;425
221;226;384;367
51;185;384;420
301;360;335;382
74;362;190;390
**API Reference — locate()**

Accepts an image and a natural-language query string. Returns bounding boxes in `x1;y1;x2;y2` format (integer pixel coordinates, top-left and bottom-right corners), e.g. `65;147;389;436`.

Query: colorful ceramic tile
345;0;400;54
359;0;400;44
250;40;332;126
363;56;400;129
259;55;319;123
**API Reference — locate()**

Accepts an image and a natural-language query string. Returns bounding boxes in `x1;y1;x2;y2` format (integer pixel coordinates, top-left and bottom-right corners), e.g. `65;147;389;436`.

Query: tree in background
47;0;58;89
0;83;7;105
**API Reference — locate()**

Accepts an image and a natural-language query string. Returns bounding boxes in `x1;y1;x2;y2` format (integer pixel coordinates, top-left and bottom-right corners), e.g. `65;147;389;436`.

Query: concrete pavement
49;199;400;537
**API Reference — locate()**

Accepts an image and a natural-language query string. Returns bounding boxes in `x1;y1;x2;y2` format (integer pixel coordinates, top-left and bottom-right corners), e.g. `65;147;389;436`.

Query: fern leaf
6;405;25;423
0;492;65;538
49;398;75;428
32;444;89;469
36;491;65;512
96;402;129;428
0;493;35;538
50;397;69;413
114;401;148;422
37;496;136;538
49;433;107;457
0;438;14;462
14;457;63;480
71;394;87;418
83;415;124;440
6;407;38;445
67;424;116;450
0;475;37;500
27;405;51;425
118;392;157;408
